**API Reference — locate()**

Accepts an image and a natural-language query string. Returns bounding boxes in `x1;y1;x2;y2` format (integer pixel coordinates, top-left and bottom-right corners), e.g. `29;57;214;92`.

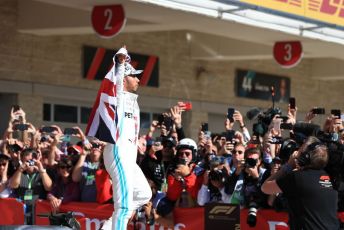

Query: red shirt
95;169;113;204
166;165;202;202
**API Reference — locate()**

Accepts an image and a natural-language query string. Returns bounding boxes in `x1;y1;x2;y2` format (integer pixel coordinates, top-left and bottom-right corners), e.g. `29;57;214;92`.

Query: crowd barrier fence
1;198;344;230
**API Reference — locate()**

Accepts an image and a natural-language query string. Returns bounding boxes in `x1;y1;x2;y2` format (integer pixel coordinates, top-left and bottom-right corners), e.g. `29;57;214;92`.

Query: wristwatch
39;168;47;174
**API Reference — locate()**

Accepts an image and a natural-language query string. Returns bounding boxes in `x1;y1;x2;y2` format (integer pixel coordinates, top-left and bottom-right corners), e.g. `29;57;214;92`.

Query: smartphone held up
289;97;296;109
178;101;192;111
227;108;235;122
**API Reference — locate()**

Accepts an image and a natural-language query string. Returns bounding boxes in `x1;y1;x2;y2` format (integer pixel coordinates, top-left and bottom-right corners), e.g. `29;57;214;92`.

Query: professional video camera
247;107;282;136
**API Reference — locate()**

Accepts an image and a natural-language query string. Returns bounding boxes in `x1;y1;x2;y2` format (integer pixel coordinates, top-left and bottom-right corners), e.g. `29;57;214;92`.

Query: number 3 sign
91;5;126;38
273;41;303;68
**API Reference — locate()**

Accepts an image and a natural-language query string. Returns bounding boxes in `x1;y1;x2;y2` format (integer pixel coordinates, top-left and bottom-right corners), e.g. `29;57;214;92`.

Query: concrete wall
0;0;343;139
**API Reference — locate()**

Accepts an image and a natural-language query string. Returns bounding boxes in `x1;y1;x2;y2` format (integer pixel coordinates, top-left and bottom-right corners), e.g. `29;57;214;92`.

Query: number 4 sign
91;5;126;38
273;41;303;68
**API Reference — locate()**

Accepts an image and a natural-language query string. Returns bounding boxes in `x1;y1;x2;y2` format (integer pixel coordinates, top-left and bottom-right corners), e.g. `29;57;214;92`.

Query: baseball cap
124;63;143;77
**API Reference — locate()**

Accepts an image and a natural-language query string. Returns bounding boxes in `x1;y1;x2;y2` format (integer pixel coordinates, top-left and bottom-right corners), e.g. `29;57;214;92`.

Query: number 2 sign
273;41;303;68
91;5;126;38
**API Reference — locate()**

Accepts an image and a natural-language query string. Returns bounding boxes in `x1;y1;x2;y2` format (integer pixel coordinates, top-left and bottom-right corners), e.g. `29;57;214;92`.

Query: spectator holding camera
262;136;340;230
227;147;269;226
3;138;23;176
232;110;251;144
72;129;103;202
9;148;52;224
226;143;248;205
140;137;165;191
197;156;231;205
9;148;52;198
3;105;27;140
151;138;201;227
166;138;201;207
229;143;246;175
243;148;269;227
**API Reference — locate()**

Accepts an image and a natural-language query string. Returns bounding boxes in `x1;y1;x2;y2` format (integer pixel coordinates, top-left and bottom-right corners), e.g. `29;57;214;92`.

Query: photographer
262;136;340;230
228;147;269;226
72;131;103;202
166;138;201;206
140;137;165;191
243;148;269;227
9;148;52;224
197;156;231;205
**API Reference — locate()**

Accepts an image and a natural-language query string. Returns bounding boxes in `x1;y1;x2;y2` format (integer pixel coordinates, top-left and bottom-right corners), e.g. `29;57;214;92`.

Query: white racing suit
102;61;152;229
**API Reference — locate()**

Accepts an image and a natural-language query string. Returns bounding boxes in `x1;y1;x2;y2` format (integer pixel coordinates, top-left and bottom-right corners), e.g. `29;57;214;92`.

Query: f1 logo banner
83;45;159;87
205;203;240;230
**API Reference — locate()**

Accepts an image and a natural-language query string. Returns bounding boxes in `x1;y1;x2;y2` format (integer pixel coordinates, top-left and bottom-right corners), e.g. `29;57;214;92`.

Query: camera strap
24;173;37;201
26;173;37;190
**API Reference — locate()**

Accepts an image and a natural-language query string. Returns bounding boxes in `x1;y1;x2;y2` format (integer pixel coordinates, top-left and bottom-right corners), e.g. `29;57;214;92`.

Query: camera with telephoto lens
247;201;258;227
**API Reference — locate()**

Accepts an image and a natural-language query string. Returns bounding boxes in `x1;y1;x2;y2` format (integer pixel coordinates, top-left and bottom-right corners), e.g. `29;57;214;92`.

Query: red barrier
35;200;168;230
173;207;289;230
0;198;25;225
0;199;329;229
34;200;291;230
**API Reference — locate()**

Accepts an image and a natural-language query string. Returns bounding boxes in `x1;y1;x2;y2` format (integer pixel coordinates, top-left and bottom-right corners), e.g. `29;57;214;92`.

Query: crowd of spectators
1;101;344;227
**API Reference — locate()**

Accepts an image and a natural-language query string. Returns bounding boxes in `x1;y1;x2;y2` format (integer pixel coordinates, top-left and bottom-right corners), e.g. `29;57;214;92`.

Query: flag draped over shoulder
85;64;119;144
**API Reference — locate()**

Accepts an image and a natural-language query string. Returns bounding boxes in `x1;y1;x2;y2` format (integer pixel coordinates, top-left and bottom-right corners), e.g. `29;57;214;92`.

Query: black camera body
269;136;283;144
244;158;257;168
312;107;325;115
260;107;282;127
158;114;173;131
252;107;282;136
14;124;29;131
161;136;176;148
64;128;78;135
8;144;22;153
208;168;227;183
279;139;299;163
